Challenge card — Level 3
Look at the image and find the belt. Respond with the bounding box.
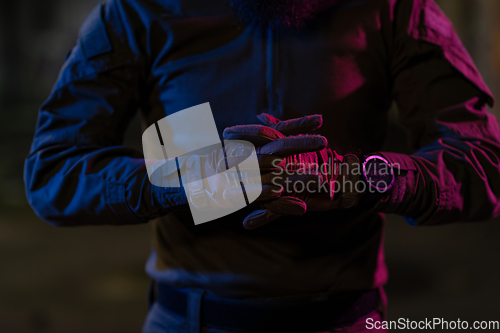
[156,283,379,332]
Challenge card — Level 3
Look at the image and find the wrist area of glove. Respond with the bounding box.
[151,183,188,216]
[368,152,418,215]
[147,163,189,217]
[281,148,337,179]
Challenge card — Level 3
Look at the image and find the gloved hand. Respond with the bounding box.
[224,114,365,229]
[178,139,325,212]
[223,115,331,219]
[149,114,330,223]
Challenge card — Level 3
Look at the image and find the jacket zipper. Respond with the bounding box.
[266,25,282,118]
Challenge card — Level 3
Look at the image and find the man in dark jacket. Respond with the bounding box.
[24,0,500,332]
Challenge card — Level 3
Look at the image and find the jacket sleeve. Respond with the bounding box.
[376,0,500,225]
[24,1,187,227]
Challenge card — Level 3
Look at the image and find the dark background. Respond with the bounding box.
[1,0,500,332]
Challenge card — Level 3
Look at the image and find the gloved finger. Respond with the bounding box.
[253,184,283,201]
[303,192,343,212]
[224,149,323,171]
[279,152,320,173]
[260,196,307,215]
[256,135,327,156]
[258,151,322,171]
[226,153,319,173]
[222,155,284,172]
[221,171,325,197]
[242,197,307,229]
[257,155,284,170]
[259,114,323,135]
[261,172,323,188]
[224,114,323,145]
[223,125,284,145]
[256,113,280,126]
[225,114,323,144]
[243,209,283,230]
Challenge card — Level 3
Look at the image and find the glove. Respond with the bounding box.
[180,140,325,212]
[224,114,365,229]
[224,114,331,222]
[148,141,261,212]
[150,114,329,225]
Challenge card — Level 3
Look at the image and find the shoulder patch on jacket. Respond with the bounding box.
[79,2,113,59]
